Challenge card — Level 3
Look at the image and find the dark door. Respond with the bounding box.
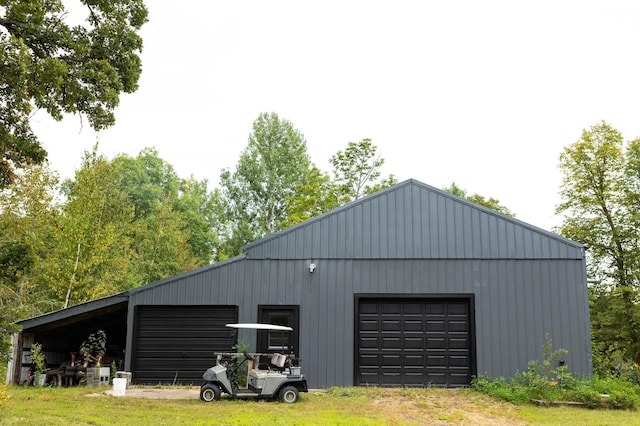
[356,297,473,387]
[132,305,237,384]
[257,305,299,355]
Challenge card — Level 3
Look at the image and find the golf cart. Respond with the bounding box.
[200,323,308,403]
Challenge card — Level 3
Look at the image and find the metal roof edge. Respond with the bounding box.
[128,253,248,295]
[243,178,583,252]
[243,179,415,251]
[412,179,584,250]
[16,292,129,329]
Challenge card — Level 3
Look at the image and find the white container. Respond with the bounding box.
[112,378,127,396]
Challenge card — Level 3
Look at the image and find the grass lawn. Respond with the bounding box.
[1,385,637,425]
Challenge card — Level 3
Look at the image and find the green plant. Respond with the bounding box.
[79,330,106,367]
[471,335,640,410]
[230,340,250,388]
[31,343,46,375]
[593,343,640,386]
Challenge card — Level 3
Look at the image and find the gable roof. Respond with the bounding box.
[244,179,583,260]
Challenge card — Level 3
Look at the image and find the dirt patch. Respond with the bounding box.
[92,386,200,399]
[366,389,526,426]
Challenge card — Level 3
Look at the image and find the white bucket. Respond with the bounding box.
[112,378,127,396]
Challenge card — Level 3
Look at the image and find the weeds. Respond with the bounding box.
[472,335,640,409]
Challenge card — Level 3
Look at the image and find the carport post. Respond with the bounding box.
[6,331,22,385]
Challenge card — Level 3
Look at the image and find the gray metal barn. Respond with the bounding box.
[10,179,592,388]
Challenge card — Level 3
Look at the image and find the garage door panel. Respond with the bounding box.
[382,304,402,315]
[403,320,424,332]
[360,337,380,348]
[448,321,468,332]
[133,305,237,384]
[403,337,424,349]
[425,303,446,315]
[359,371,380,384]
[359,354,380,366]
[426,354,446,366]
[403,354,425,366]
[381,372,401,386]
[448,304,468,315]
[403,304,423,315]
[449,356,469,368]
[382,354,401,366]
[382,337,401,348]
[403,372,425,386]
[426,320,445,332]
[382,320,401,331]
[360,320,378,331]
[427,337,446,349]
[449,338,469,350]
[357,298,472,388]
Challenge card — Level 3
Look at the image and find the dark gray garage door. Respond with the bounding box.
[132,305,237,384]
[357,297,473,387]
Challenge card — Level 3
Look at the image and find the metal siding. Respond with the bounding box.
[243,180,583,261]
[361,202,371,258]
[122,181,590,388]
[379,192,390,258]
[126,255,590,388]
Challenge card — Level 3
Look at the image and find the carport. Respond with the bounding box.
[8,294,128,385]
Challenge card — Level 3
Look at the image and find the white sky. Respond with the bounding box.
[31,0,640,232]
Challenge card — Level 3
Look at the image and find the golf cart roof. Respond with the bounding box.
[225,323,293,331]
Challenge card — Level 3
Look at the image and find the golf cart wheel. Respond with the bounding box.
[279,385,299,403]
[200,383,221,402]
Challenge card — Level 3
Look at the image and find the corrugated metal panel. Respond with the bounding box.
[127,256,590,389]
[244,179,583,260]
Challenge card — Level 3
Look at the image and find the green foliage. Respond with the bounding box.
[556,121,640,365]
[31,342,46,374]
[330,138,396,202]
[283,166,341,227]
[1,146,219,319]
[284,139,397,229]
[218,112,314,257]
[444,182,515,217]
[472,335,640,409]
[230,340,250,388]
[79,330,106,366]
[593,342,640,386]
[0,0,148,188]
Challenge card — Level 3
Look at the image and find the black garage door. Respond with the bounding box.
[132,305,238,384]
[356,297,473,387]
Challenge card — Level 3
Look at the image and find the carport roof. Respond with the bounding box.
[17,292,129,332]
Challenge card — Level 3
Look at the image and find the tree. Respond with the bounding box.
[330,138,397,202]
[557,121,637,288]
[0,163,61,367]
[556,121,640,364]
[49,148,137,305]
[0,0,148,187]
[283,166,341,228]
[443,182,515,217]
[219,112,314,257]
[0,163,61,316]
[111,148,218,266]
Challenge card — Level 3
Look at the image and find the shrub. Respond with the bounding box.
[471,335,640,410]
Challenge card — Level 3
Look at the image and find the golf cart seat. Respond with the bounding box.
[271,353,286,369]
